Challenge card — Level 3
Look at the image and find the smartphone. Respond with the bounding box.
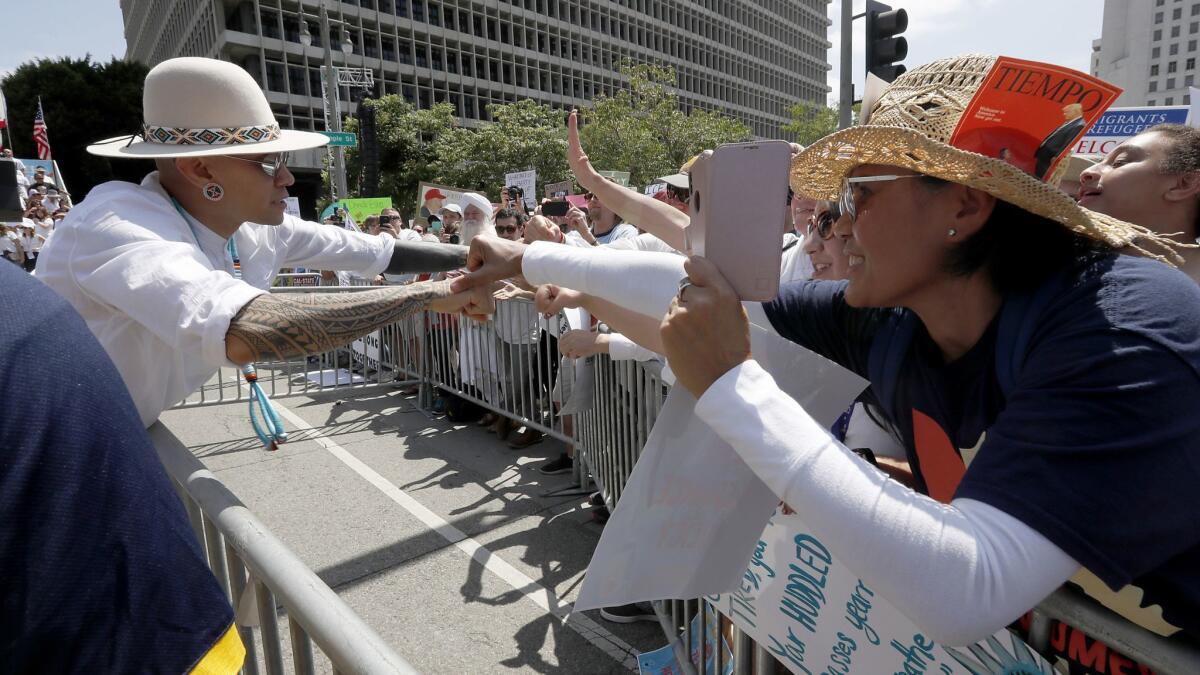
[542,201,571,218]
[685,141,792,301]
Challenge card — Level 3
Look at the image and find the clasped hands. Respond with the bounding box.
[450,236,751,397]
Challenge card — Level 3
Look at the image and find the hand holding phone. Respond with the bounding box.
[684,140,792,301]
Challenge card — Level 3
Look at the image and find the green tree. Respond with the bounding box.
[783,102,839,146]
[1,57,151,197]
[783,102,861,146]
[430,99,570,201]
[579,62,752,187]
[344,96,459,214]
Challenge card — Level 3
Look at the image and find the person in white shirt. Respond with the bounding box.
[35,57,487,427]
[0,224,22,266]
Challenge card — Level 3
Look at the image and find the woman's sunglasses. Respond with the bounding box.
[806,202,841,240]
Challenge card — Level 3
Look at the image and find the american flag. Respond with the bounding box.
[33,97,51,160]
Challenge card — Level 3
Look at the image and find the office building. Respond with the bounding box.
[120,1,831,164]
[1092,0,1199,106]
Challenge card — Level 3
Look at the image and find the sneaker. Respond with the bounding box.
[588,491,605,507]
[538,453,573,475]
[599,602,657,624]
[431,397,446,414]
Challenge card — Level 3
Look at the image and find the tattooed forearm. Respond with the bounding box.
[226,279,453,363]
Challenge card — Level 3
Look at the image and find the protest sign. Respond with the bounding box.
[351,330,384,373]
[283,196,301,219]
[950,56,1121,180]
[645,183,666,197]
[574,310,867,612]
[709,510,1054,675]
[544,180,573,199]
[1072,105,1189,155]
[19,158,60,188]
[340,197,392,226]
[505,169,537,210]
[597,170,631,187]
[416,182,471,227]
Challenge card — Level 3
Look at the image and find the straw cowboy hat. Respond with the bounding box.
[87,57,329,159]
[791,54,1182,262]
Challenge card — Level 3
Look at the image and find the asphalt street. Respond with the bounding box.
[160,381,667,674]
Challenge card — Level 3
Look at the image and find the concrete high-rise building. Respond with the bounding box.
[1092,0,1199,107]
[119,0,831,196]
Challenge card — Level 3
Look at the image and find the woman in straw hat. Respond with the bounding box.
[36,57,490,427]
[456,55,1200,655]
[1079,123,1200,282]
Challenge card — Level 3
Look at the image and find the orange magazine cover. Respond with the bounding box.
[950,57,1122,180]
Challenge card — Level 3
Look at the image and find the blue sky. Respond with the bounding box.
[1,0,1105,106]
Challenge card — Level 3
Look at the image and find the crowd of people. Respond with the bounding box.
[6,52,1200,674]
[1,150,71,271]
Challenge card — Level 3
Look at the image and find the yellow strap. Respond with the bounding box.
[188,623,246,675]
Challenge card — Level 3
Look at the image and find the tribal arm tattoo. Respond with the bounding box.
[226,279,453,363]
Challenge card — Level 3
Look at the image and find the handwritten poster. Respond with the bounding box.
[710,511,1055,675]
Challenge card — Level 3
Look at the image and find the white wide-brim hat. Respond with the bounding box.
[88,57,329,159]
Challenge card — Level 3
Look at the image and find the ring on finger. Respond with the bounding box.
[677,275,693,301]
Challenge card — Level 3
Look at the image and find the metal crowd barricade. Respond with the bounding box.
[165,286,1200,674]
[148,423,418,675]
[567,344,1200,675]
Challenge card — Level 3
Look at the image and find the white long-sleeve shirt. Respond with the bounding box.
[36,172,395,426]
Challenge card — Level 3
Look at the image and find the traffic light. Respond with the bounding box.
[865,1,908,82]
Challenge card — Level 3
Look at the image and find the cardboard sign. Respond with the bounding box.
[950,57,1121,180]
[505,170,537,210]
[597,170,631,187]
[416,182,472,227]
[710,511,1054,675]
[544,180,574,199]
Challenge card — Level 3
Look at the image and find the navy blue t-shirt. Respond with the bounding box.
[763,253,1200,637]
[0,263,237,672]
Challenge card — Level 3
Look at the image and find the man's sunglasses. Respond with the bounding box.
[227,152,290,177]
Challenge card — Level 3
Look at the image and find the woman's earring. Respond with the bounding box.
[948,228,958,237]
[202,182,225,202]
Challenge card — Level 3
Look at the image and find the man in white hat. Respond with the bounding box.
[36,57,487,426]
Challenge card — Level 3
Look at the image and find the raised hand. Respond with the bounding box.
[567,110,603,191]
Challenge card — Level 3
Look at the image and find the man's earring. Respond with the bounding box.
[948,228,958,237]
[203,182,224,201]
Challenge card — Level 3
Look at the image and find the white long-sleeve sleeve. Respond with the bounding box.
[694,359,1080,646]
[522,241,686,319]
[606,333,662,363]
